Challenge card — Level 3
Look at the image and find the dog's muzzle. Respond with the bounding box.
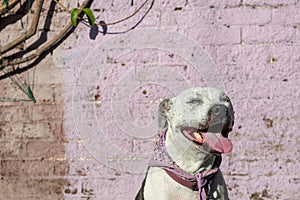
[208,104,233,136]
[180,104,233,154]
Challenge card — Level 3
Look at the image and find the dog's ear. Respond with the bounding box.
[158,99,172,130]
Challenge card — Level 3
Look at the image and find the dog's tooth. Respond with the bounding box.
[194,132,202,139]
[194,132,205,143]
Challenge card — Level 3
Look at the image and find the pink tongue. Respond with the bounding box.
[202,132,233,154]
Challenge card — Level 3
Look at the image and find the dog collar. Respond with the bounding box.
[149,129,221,200]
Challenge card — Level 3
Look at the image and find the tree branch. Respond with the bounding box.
[95,0,149,26]
[0,0,92,69]
[53,0,71,13]
[0,0,44,55]
[0,0,20,15]
[1,0,150,70]
[54,0,150,27]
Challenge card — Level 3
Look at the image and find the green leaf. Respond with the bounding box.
[71,8,80,27]
[83,8,95,26]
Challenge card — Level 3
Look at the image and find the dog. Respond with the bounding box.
[135,87,235,200]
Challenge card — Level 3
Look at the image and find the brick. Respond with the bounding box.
[193,25,241,45]
[138,10,161,28]
[27,104,64,122]
[129,102,156,126]
[0,105,30,122]
[0,141,25,158]
[31,84,54,103]
[76,126,133,155]
[0,177,24,196]
[271,118,299,136]
[44,12,70,31]
[235,98,299,120]
[242,25,296,43]
[129,49,161,64]
[154,0,190,10]
[0,122,23,139]
[130,83,171,103]
[0,30,23,50]
[100,0,139,12]
[107,9,161,28]
[216,7,272,25]
[64,196,81,200]
[52,84,65,102]
[0,79,29,101]
[187,0,241,8]
[272,5,300,25]
[50,122,66,140]
[53,159,69,176]
[72,84,99,102]
[24,178,69,196]
[0,121,60,140]
[134,65,186,82]
[67,158,108,178]
[22,159,54,177]
[216,44,271,67]
[243,0,297,6]
[244,63,300,82]
[79,175,143,199]
[26,140,65,158]
[0,160,23,177]
[22,122,52,139]
[5,195,66,200]
[132,138,157,154]
[34,67,63,84]
[160,9,215,28]
[270,44,300,63]
[71,102,97,122]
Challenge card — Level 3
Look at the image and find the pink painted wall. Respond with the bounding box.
[1,0,299,199]
[51,0,300,199]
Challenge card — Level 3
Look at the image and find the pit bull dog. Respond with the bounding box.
[135,87,235,200]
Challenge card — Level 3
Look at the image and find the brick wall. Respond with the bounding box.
[0,0,299,199]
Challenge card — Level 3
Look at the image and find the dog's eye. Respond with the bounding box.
[223,96,231,103]
[187,99,202,105]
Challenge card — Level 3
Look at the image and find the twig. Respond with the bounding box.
[0,0,92,69]
[53,0,71,13]
[0,0,44,55]
[0,0,20,15]
[81,0,154,35]
[0,0,149,68]
[54,0,150,26]
[96,0,149,26]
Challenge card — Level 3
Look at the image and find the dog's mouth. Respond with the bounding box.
[180,127,205,143]
[180,126,233,154]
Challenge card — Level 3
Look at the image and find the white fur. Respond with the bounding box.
[137,87,234,200]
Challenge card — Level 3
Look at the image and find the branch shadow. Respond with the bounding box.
[0,0,154,80]
[0,25,76,81]
[101,0,155,35]
[0,0,36,30]
[3,0,56,61]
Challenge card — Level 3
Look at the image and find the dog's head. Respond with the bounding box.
[158,87,234,154]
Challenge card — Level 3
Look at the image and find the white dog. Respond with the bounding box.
[136,87,234,200]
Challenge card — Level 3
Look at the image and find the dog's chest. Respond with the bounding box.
[144,167,199,200]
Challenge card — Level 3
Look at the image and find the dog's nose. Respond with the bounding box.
[210,104,228,118]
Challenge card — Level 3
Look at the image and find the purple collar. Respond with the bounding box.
[149,129,220,200]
